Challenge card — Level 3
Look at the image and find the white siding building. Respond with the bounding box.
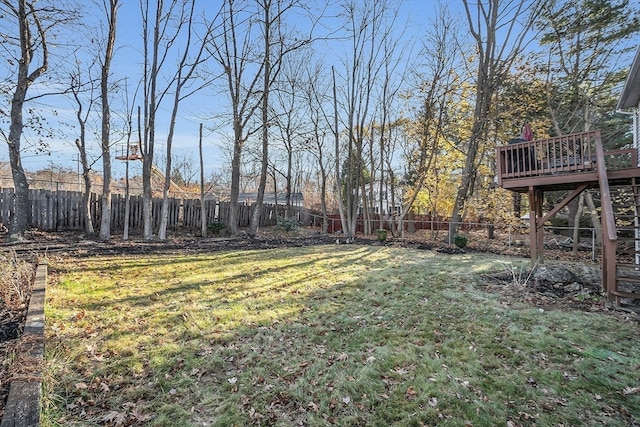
[617,45,640,164]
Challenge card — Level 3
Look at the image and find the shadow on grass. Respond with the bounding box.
[43,245,640,427]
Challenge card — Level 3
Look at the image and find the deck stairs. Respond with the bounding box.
[609,179,640,306]
[497,129,640,307]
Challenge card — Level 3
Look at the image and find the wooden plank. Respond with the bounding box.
[1,263,47,427]
[0,188,13,224]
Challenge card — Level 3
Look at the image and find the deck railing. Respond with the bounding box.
[496,130,638,183]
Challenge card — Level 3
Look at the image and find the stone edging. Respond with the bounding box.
[1,263,47,427]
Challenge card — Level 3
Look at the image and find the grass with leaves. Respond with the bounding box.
[43,245,640,426]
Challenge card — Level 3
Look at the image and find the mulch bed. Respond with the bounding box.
[0,276,32,420]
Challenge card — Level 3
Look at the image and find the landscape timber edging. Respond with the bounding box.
[1,263,47,427]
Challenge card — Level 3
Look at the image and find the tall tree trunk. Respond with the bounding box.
[584,190,602,246]
[99,0,118,240]
[123,143,131,241]
[250,1,272,236]
[199,123,207,237]
[74,139,95,236]
[228,121,242,235]
[331,66,348,237]
[5,0,48,242]
[142,0,163,240]
[449,0,537,242]
[158,83,181,240]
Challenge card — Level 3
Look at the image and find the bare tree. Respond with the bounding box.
[332,0,399,239]
[157,0,214,241]
[207,0,266,235]
[448,0,542,242]
[372,20,409,234]
[69,59,99,236]
[248,0,313,235]
[270,51,311,219]
[0,0,74,241]
[140,0,192,240]
[98,0,119,240]
[303,63,334,233]
[199,123,207,236]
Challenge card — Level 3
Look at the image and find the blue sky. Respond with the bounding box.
[2,0,638,183]
[0,0,444,181]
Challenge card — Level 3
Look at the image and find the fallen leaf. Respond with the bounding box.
[102,410,127,426]
[518,411,536,420]
[337,353,348,361]
[249,407,263,420]
[623,386,640,395]
[405,386,418,400]
[131,407,153,422]
[75,382,88,390]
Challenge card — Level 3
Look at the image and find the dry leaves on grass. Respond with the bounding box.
[100,402,153,426]
[623,386,640,395]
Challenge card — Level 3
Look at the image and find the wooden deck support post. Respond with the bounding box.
[528,187,545,265]
[496,130,640,306]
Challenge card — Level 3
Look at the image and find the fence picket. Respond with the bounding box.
[0,187,309,234]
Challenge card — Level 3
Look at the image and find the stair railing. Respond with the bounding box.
[594,130,618,301]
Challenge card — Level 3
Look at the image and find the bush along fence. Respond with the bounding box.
[0,187,309,234]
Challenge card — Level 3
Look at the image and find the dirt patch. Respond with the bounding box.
[478,268,639,322]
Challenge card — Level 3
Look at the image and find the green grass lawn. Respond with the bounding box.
[43,245,640,426]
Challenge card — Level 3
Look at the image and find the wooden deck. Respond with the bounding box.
[497,131,640,191]
[496,130,640,306]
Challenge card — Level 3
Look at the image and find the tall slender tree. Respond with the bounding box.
[98,0,119,240]
[158,0,214,240]
[208,0,264,235]
[248,0,313,235]
[69,60,99,237]
[333,0,399,239]
[448,0,542,242]
[0,0,74,241]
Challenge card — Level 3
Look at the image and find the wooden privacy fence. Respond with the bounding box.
[309,213,490,235]
[0,188,308,233]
